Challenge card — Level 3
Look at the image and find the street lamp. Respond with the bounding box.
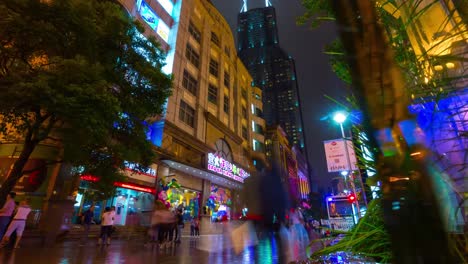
[332,111,362,221]
[333,111,348,138]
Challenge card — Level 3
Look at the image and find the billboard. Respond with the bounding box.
[323,139,358,172]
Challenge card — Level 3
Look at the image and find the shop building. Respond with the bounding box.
[265,126,310,204]
[77,0,266,224]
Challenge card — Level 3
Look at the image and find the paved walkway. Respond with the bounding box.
[0,235,284,264]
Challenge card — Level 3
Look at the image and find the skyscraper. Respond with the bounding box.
[237,5,306,152]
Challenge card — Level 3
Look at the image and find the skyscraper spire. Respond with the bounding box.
[240,0,247,12]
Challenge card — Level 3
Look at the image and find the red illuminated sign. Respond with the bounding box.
[80,174,100,182]
[114,182,155,194]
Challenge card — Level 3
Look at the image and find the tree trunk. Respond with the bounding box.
[0,139,38,205]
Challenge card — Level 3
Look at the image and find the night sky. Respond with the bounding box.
[211,0,348,191]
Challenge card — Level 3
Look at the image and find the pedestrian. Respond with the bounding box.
[107,206,116,245]
[155,205,175,249]
[0,198,31,249]
[288,205,310,261]
[0,192,16,239]
[98,207,113,246]
[194,218,200,236]
[175,209,183,243]
[190,218,195,237]
[79,205,95,246]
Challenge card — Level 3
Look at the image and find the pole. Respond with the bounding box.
[341,124,361,218]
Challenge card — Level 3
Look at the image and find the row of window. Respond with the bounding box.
[189,21,230,57]
[179,102,251,142]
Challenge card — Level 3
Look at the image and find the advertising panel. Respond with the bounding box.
[323,139,358,172]
[207,153,250,183]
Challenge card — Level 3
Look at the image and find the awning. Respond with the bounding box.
[161,160,243,190]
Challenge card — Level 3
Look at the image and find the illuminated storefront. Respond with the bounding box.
[74,163,157,225]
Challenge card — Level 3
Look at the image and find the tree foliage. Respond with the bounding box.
[0,0,172,202]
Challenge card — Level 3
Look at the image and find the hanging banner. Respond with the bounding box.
[323,139,358,172]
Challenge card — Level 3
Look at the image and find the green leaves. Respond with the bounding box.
[0,0,172,199]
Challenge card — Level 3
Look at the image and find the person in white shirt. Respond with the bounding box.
[0,192,17,239]
[0,198,31,249]
[98,207,113,246]
[107,206,116,245]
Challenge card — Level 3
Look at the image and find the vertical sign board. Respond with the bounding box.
[323,139,358,172]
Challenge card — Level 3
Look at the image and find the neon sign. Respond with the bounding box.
[80,174,99,182]
[207,153,250,183]
[123,161,157,177]
[114,182,155,194]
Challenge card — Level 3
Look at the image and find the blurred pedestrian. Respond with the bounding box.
[79,204,95,246]
[175,209,183,243]
[288,205,310,261]
[0,198,31,249]
[194,218,200,236]
[152,201,175,248]
[107,206,116,245]
[190,218,195,236]
[98,207,113,246]
[0,192,16,239]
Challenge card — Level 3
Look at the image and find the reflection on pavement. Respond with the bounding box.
[0,235,284,264]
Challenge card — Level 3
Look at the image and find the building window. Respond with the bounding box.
[224,46,230,57]
[185,44,200,68]
[209,59,219,77]
[242,126,248,140]
[208,84,218,105]
[188,21,201,43]
[241,88,247,99]
[224,72,230,88]
[211,32,220,47]
[179,100,195,127]
[252,139,264,152]
[182,70,198,95]
[241,106,247,119]
[223,96,229,114]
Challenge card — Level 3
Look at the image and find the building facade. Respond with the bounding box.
[237,6,307,153]
[265,126,310,203]
[75,0,266,225]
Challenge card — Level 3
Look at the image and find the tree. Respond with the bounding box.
[0,0,172,203]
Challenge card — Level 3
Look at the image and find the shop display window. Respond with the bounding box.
[110,188,154,225]
[206,184,232,222]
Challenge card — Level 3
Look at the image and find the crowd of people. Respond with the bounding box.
[146,200,200,249]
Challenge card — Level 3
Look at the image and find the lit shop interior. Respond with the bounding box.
[74,180,155,226]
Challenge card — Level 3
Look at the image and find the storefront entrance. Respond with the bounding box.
[110,187,154,226]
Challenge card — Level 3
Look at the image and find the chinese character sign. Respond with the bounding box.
[207,153,250,182]
[323,139,358,172]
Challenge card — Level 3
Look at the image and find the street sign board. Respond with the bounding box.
[323,139,358,172]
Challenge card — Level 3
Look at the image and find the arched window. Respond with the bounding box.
[214,139,233,162]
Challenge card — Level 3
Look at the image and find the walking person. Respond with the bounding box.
[288,205,310,261]
[0,198,31,249]
[194,218,200,236]
[0,192,16,239]
[107,206,116,245]
[190,218,195,237]
[98,207,113,246]
[175,209,183,243]
[79,205,95,246]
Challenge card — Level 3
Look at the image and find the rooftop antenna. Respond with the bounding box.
[240,0,247,12]
[265,0,272,7]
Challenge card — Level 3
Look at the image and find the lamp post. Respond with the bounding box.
[332,112,362,220]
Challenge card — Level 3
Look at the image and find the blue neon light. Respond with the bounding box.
[139,1,159,30]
